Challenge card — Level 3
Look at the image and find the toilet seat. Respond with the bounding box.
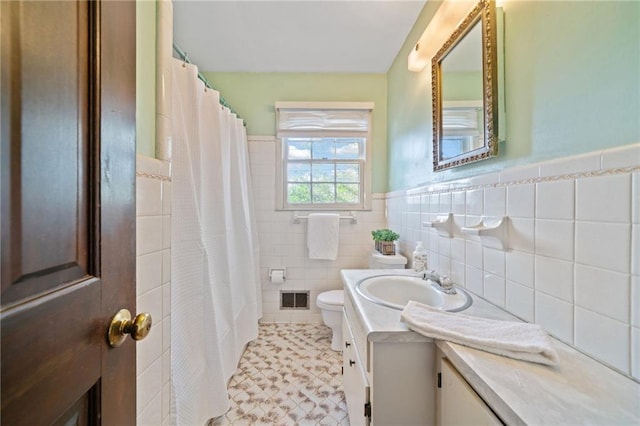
[316,290,343,312]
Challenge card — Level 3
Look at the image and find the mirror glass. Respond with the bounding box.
[440,21,483,160]
[432,0,498,171]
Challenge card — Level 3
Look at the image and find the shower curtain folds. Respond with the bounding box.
[171,59,261,425]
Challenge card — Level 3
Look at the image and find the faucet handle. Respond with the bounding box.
[440,275,457,294]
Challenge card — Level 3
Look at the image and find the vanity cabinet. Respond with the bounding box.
[436,352,502,425]
[343,294,436,425]
[342,312,369,426]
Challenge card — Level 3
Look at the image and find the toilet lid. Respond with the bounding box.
[317,290,343,306]
[371,250,407,265]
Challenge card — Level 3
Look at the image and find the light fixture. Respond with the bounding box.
[407,0,479,72]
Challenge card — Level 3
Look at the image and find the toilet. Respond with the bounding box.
[317,251,407,351]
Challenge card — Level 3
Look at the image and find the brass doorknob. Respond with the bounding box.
[108,309,152,348]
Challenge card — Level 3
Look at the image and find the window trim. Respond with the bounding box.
[275,102,373,211]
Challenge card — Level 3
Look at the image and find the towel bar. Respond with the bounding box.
[291,211,357,224]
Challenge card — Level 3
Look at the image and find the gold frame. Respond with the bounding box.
[432,0,498,171]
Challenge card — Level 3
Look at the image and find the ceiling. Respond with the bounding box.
[172,0,427,73]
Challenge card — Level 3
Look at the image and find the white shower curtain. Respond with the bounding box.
[171,59,261,425]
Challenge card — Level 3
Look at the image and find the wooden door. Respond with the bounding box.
[1,1,137,424]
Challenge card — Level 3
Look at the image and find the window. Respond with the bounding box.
[275,102,373,210]
[441,100,485,160]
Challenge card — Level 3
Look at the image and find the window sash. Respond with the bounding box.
[285,159,363,183]
[275,102,373,211]
[284,158,364,207]
[284,137,365,161]
[286,183,361,206]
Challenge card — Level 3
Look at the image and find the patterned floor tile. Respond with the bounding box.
[211,323,350,425]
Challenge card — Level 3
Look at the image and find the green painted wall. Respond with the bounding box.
[387,0,640,191]
[202,72,388,193]
[443,71,483,101]
[136,0,157,157]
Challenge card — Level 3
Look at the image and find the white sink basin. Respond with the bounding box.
[355,275,472,312]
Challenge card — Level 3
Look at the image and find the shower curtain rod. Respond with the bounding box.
[173,43,245,124]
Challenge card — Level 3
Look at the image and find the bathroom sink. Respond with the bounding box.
[355,275,472,312]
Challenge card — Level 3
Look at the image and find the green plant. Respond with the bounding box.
[371,229,400,242]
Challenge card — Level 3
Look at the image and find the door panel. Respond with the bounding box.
[52,385,100,426]
[1,0,91,307]
[1,283,101,425]
[1,1,137,424]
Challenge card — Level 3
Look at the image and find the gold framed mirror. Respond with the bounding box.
[432,0,498,171]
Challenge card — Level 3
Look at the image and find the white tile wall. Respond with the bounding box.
[632,170,640,378]
[385,143,640,379]
[248,137,387,323]
[601,143,640,169]
[505,250,534,288]
[507,183,534,218]
[508,217,535,253]
[632,172,640,219]
[483,247,505,277]
[465,265,483,295]
[506,280,534,322]
[574,264,629,323]
[136,155,172,426]
[536,180,574,220]
[535,219,574,261]
[466,189,484,215]
[499,163,539,182]
[245,139,639,379]
[451,237,465,262]
[483,274,506,308]
[534,255,573,302]
[632,224,640,276]
[575,307,630,373]
[632,327,640,378]
[484,186,506,217]
[535,292,574,344]
[465,240,483,269]
[576,174,631,223]
[575,222,630,273]
[538,151,601,177]
[632,275,640,330]
[451,190,466,215]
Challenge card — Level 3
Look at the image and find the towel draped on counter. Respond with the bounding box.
[401,300,559,366]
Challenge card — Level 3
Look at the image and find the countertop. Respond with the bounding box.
[341,269,640,425]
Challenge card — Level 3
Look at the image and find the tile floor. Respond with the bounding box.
[212,323,351,425]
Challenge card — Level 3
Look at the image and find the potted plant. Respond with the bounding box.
[371,229,400,255]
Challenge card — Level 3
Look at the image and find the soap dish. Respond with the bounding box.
[423,213,454,238]
[461,216,509,250]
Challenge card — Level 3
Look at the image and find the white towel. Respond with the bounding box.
[401,301,559,366]
[307,213,340,260]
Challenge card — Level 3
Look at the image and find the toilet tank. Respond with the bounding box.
[369,251,407,269]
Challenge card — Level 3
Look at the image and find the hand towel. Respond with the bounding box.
[401,301,559,366]
[307,213,340,260]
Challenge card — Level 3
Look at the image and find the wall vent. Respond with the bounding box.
[280,291,309,310]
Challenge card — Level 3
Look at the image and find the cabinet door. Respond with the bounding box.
[343,314,370,426]
[440,359,502,425]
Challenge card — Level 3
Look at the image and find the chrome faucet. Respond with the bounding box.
[423,271,457,295]
[422,269,440,283]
